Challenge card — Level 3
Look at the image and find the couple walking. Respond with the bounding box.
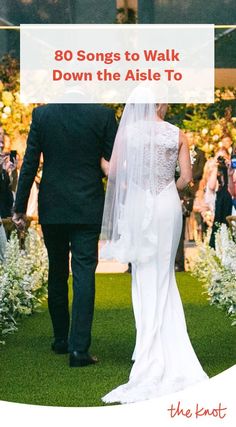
[13,89,208,404]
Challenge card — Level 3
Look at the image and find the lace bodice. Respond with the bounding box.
[127,121,179,195]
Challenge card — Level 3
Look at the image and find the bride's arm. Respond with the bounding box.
[176,130,192,191]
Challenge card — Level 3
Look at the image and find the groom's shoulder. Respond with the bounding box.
[31,104,50,120]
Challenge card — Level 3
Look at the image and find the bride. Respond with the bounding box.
[100,87,208,404]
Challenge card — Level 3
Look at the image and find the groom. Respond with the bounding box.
[13,103,117,367]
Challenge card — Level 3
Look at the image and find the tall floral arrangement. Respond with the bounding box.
[0,229,48,344]
[0,55,35,155]
[192,225,236,325]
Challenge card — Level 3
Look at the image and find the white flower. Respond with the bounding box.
[1,113,8,119]
[212,134,219,141]
[191,224,236,326]
[190,146,197,165]
[0,229,48,344]
[202,128,208,136]
[3,106,11,114]
[0,102,4,109]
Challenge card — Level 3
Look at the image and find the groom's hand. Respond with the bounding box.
[101,157,110,176]
[12,213,27,231]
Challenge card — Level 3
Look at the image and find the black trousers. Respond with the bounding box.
[42,224,100,355]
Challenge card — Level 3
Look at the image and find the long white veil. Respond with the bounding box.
[100,87,166,263]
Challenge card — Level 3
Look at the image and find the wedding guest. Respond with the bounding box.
[175,133,206,271]
[208,151,232,248]
[0,154,14,219]
[203,157,217,216]
[186,133,206,241]
[229,157,236,215]
[9,158,19,196]
[197,148,229,230]
[188,133,207,197]
[228,145,236,215]
[193,179,211,239]
[0,126,18,197]
[229,172,236,215]
[0,126,4,153]
[194,157,217,232]
[175,185,193,272]
[221,135,232,152]
[0,215,7,262]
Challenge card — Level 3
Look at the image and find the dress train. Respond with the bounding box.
[102,182,208,404]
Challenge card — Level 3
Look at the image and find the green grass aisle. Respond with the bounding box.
[0,273,235,407]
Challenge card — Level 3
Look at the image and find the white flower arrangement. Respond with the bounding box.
[175,145,197,175]
[189,145,197,165]
[0,229,48,344]
[191,225,236,325]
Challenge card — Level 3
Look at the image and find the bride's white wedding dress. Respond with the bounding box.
[101,120,208,404]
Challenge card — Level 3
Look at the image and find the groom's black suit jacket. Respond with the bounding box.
[14,104,117,224]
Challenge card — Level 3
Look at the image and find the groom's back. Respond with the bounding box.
[16,103,117,224]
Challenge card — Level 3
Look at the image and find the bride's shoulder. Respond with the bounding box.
[161,121,180,136]
[163,121,179,130]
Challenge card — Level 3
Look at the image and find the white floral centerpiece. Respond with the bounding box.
[191,224,236,325]
[0,229,48,344]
